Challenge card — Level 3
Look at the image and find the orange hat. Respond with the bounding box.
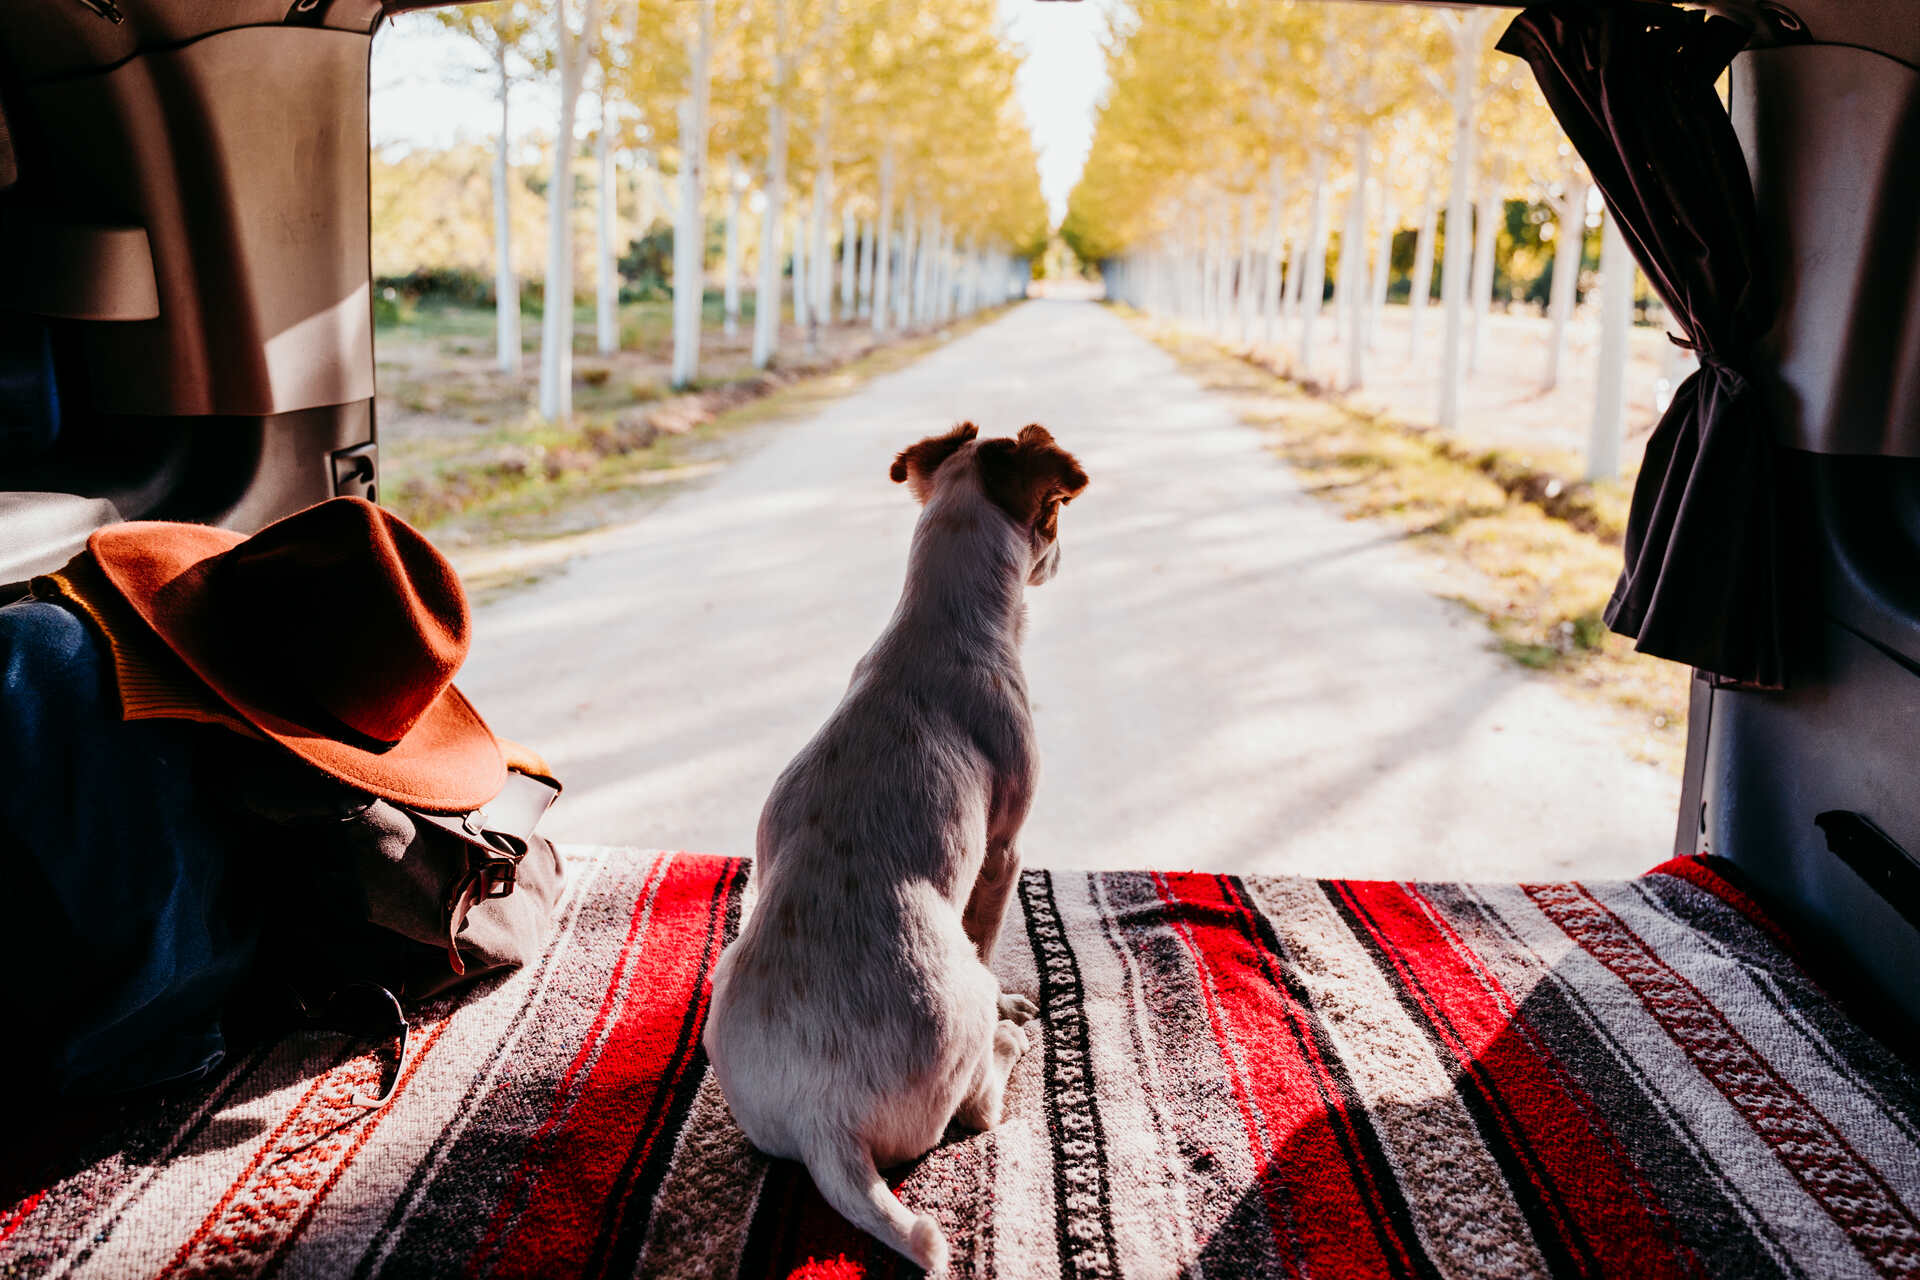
[87,497,506,812]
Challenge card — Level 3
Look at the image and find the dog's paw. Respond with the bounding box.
[998,992,1040,1024]
[994,1018,1031,1057]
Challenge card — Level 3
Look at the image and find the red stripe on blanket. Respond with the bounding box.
[0,1193,41,1246]
[1530,883,1920,1280]
[466,854,737,1280]
[1333,881,1700,1280]
[1154,871,1427,1280]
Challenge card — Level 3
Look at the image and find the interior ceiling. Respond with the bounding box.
[1264,0,1918,64]
[4,0,1916,83]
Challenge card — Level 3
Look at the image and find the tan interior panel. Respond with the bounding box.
[21,26,375,416]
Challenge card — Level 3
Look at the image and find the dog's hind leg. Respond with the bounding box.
[952,1018,1028,1131]
[962,841,1022,965]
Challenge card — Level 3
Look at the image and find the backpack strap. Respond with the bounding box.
[405,770,560,975]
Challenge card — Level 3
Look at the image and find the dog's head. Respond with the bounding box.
[890,422,1089,586]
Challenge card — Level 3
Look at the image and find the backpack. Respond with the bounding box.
[214,737,563,1102]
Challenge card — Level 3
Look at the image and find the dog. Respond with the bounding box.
[703,422,1088,1271]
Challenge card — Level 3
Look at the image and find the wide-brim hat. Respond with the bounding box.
[89,497,505,812]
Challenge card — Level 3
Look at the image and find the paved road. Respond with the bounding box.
[462,300,1679,879]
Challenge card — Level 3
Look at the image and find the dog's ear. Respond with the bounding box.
[890,422,980,502]
[977,424,1089,539]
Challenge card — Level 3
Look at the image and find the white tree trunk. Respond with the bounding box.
[1342,136,1370,390]
[864,213,879,316]
[1543,179,1588,391]
[1367,187,1395,353]
[751,10,787,370]
[1407,173,1438,361]
[670,0,713,388]
[923,210,942,326]
[595,84,618,355]
[492,41,520,374]
[722,159,743,338]
[1237,192,1257,344]
[864,214,879,314]
[1588,207,1634,481]
[1260,157,1286,347]
[1213,200,1234,337]
[839,206,856,319]
[1466,168,1499,377]
[1437,13,1490,431]
[908,206,928,325]
[792,206,810,332]
[1296,149,1331,374]
[808,174,830,336]
[897,197,917,326]
[871,147,894,333]
[538,0,602,421]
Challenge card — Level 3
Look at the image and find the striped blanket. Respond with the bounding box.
[5,849,1917,1279]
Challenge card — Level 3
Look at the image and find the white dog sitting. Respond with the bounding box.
[703,422,1088,1271]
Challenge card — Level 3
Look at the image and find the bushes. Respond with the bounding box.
[618,224,674,301]
[375,266,496,309]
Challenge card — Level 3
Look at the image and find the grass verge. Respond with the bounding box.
[1125,308,1687,773]
[384,304,1015,548]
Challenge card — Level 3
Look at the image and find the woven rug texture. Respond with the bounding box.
[4,848,1917,1279]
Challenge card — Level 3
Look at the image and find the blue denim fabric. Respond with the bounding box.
[0,601,257,1095]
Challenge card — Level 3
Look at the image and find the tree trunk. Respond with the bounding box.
[1406,172,1438,361]
[1213,199,1233,337]
[792,205,810,332]
[750,5,787,370]
[864,213,879,316]
[1437,13,1491,431]
[1237,191,1257,344]
[670,0,713,388]
[1542,179,1587,391]
[1260,156,1285,347]
[1466,166,1499,377]
[1367,186,1394,353]
[595,82,617,355]
[1588,206,1633,481]
[1342,134,1370,390]
[921,209,941,326]
[810,181,830,333]
[1296,148,1331,374]
[492,40,520,374]
[872,146,894,333]
[538,0,600,421]
[839,206,856,319]
[722,159,743,338]
[897,196,917,326]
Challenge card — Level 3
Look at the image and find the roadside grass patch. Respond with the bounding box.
[1131,311,1687,772]
[384,304,1016,546]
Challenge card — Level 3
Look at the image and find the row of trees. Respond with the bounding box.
[435,0,1047,419]
[1063,1,1649,481]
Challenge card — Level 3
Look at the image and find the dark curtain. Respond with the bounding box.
[1499,6,1785,688]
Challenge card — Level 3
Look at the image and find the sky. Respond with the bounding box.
[368,0,1115,224]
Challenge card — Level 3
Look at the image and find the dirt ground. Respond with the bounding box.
[1202,300,1696,480]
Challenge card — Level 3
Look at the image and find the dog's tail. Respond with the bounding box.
[803,1131,948,1273]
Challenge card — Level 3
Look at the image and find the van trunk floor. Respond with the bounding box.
[6,849,1918,1278]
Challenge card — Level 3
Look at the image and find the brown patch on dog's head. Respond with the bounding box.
[975,425,1089,542]
[890,421,979,502]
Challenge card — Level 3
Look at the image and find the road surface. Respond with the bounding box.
[461,300,1679,879]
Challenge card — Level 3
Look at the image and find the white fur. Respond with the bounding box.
[703,438,1064,1271]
